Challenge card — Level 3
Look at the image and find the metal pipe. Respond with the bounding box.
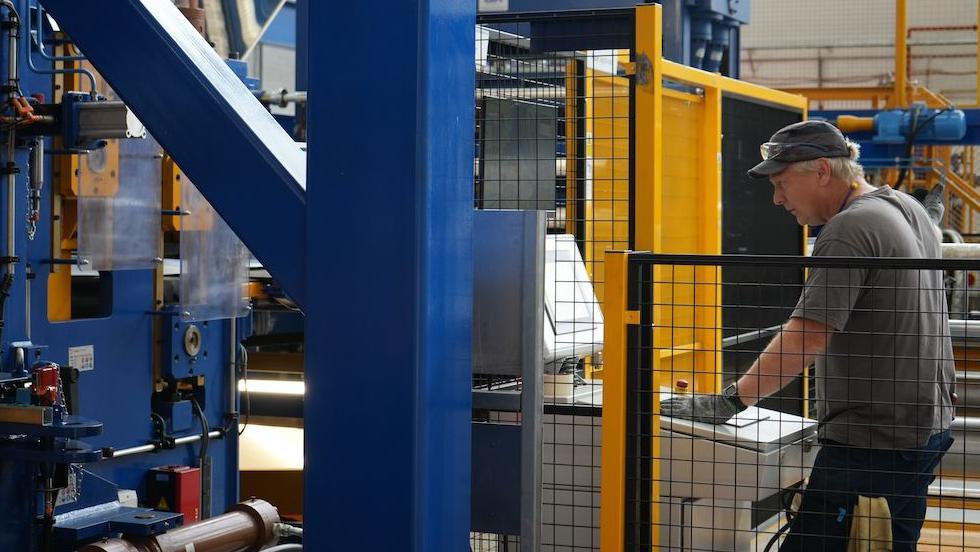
[475,87,565,100]
[229,317,238,421]
[31,6,85,62]
[28,137,42,240]
[895,0,908,106]
[2,2,18,291]
[745,37,980,49]
[908,25,977,36]
[104,443,155,459]
[104,430,222,459]
[259,90,307,107]
[24,11,97,96]
[77,498,280,552]
[942,242,980,257]
[6,130,14,278]
[173,429,221,446]
[949,416,980,431]
[721,325,782,349]
[3,0,18,98]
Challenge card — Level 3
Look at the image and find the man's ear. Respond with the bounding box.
[817,158,832,186]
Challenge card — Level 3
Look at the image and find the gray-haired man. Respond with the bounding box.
[662,120,955,550]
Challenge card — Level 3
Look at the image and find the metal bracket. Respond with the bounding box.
[633,53,653,86]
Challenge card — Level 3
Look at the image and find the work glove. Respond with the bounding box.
[922,183,945,226]
[660,393,746,424]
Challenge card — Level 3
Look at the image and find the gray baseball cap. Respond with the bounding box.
[747,120,852,179]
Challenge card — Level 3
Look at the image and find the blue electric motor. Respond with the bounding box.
[874,102,966,144]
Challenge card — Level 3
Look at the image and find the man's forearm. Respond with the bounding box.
[735,317,831,407]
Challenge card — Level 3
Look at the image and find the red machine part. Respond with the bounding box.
[77,498,280,552]
[148,466,202,523]
[32,363,60,406]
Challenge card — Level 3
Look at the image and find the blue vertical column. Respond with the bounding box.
[305,1,474,550]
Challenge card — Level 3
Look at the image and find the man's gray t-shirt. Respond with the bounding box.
[791,185,955,449]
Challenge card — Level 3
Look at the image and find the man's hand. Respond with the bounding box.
[660,394,746,424]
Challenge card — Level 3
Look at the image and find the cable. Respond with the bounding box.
[763,485,802,552]
[189,395,210,519]
[260,545,302,552]
[189,396,209,468]
[274,523,303,539]
[0,272,14,356]
[150,411,172,440]
[895,107,952,189]
[238,343,250,436]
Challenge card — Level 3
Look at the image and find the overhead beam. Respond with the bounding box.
[40,0,308,307]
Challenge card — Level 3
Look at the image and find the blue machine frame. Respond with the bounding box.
[0,1,250,550]
[10,0,477,549]
[478,0,750,77]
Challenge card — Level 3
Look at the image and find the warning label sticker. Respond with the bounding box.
[68,345,95,372]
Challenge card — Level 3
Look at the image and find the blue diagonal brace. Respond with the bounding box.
[40,0,308,308]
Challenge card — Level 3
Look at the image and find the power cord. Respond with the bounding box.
[238,343,250,437]
[895,106,953,189]
[189,396,209,469]
[763,484,803,552]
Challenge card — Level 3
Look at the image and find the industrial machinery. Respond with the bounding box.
[0,1,305,550]
[14,0,976,550]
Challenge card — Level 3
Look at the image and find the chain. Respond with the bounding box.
[55,370,66,424]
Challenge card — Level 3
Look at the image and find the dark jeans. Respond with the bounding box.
[780,430,953,552]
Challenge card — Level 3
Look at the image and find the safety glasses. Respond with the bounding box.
[760,142,790,161]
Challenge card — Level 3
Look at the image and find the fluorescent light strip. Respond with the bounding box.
[239,379,304,396]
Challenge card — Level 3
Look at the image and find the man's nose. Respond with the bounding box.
[773,189,784,205]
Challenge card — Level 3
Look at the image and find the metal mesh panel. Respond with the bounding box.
[473,12,632,550]
[614,252,977,551]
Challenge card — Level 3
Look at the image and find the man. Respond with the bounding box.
[661,120,955,551]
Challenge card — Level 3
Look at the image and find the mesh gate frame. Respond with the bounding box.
[601,251,980,551]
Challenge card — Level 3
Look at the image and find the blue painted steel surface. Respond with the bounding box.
[160,316,226,380]
[0,415,101,438]
[260,3,296,48]
[306,0,473,549]
[38,0,308,307]
[478,0,643,12]
[225,59,260,91]
[56,507,183,542]
[0,3,244,549]
[153,399,194,434]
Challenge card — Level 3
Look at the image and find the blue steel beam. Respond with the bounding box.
[39,0,308,307]
[306,0,473,550]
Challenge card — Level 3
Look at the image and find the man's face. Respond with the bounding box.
[769,165,825,226]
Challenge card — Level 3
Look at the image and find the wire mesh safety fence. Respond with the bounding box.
[606,252,980,551]
[472,11,633,550]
